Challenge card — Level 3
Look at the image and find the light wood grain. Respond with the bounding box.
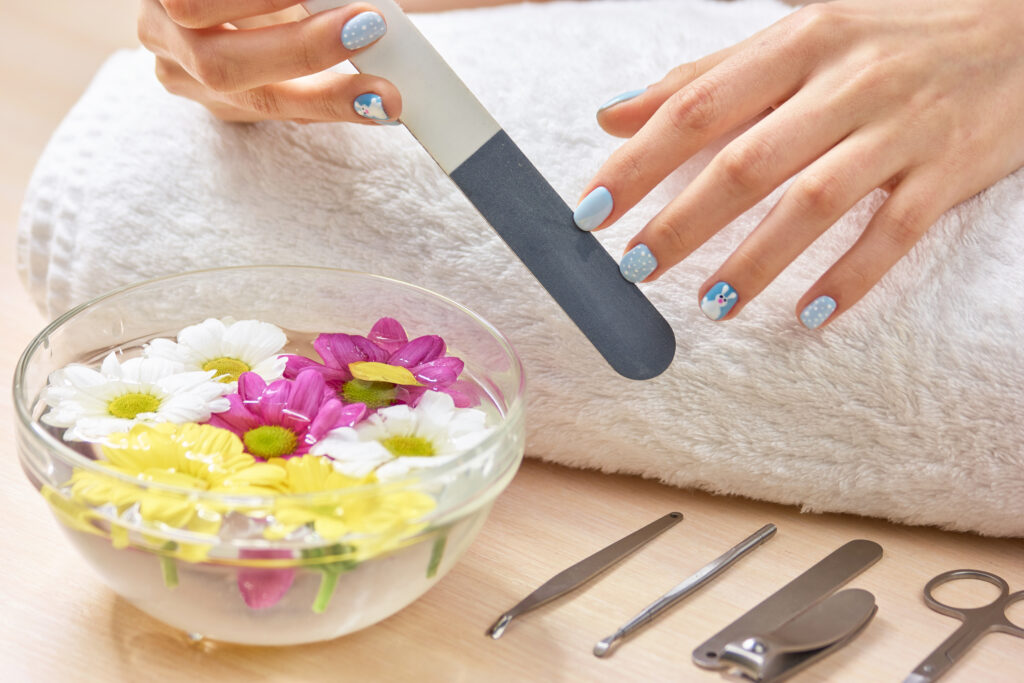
[1,3,1022,682]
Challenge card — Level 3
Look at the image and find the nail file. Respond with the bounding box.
[692,539,884,669]
[302,0,676,380]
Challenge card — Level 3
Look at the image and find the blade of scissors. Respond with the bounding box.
[903,620,991,683]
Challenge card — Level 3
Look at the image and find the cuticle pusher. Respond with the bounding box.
[594,523,778,658]
[486,512,684,639]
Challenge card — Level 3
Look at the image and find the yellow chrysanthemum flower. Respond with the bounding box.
[265,456,436,545]
[70,423,286,541]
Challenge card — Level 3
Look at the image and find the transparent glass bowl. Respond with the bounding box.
[14,266,525,645]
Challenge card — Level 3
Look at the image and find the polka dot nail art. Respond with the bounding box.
[620,244,657,283]
[800,296,837,329]
[341,12,386,51]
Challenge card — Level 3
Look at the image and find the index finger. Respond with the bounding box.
[573,7,829,232]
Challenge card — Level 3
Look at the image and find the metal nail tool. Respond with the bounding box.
[719,588,877,682]
[594,523,778,658]
[485,512,684,639]
[904,569,1024,683]
[693,539,883,681]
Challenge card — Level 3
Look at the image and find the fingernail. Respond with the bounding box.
[800,295,837,329]
[353,93,390,121]
[597,88,646,113]
[341,11,387,50]
[620,244,657,283]
[701,282,739,321]
[573,186,613,231]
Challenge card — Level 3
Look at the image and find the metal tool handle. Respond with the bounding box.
[302,0,499,172]
[594,524,777,657]
[692,539,883,669]
[487,512,683,638]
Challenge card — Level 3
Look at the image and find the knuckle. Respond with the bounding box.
[730,249,771,285]
[666,78,722,134]
[791,172,846,218]
[716,137,776,194]
[189,41,236,92]
[648,220,690,261]
[161,0,208,28]
[880,206,927,249]
[153,59,183,93]
[789,3,839,40]
[240,87,281,117]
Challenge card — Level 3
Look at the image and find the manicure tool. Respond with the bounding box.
[693,539,883,680]
[302,0,676,380]
[719,588,877,682]
[485,512,683,639]
[594,523,778,658]
[904,569,1024,683]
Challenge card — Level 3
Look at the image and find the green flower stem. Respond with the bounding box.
[160,549,179,589]
[426,530,449,579]
[312,570,340,614]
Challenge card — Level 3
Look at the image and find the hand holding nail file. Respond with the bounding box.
[302,0,675,380]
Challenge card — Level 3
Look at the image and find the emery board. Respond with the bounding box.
[302,0,676,380]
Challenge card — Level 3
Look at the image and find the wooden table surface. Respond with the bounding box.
[2,3,1022,681]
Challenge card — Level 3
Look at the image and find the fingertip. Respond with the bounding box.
[573,186,614,231]
[798,295,838,330]
[595,88,651,137]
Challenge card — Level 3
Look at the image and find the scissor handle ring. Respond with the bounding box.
[923,569,1010,618]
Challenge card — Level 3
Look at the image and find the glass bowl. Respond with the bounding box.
[14,266,525,645]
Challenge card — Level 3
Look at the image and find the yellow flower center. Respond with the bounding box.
[202,356,251,383]
[379,435,435,457]
[108,392,161,419]
[342,379,397,409]
[243,425,298,459]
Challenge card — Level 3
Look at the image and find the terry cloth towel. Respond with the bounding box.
[18,0,1024,536]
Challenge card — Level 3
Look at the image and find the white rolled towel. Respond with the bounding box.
[18,0,1024,535]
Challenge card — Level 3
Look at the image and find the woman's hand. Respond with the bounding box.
[575,0,1024,328]
[138,0,401,123]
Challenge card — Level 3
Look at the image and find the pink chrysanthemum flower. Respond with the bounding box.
[283,317,470,410]
[207,369,366,460]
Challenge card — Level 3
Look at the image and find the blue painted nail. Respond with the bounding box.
[800,296,837,329]
[341,11,386,50]
[701,282,739,321]
[597,88,647,113]
[574,186,613,231]
[353,93,390,121]
[620,244,657,283]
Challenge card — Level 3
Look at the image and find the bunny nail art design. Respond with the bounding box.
[701,282,738,321]
[353,93,390,121]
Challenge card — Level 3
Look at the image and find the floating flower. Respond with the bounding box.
[69,423,286,541]
[207,369,366,460]
[283,317,471,410]
[145,318,288,385]
[261,454,437,613]
[41,352,233,441]
[312,391,492,481]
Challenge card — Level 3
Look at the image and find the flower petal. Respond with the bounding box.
[368,317,408,354]
[237,549,297,610]
[388,336,445,368]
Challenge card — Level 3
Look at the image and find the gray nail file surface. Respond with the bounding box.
[692,539,884,669]
[302,0,676,380]
[449,132,675,379]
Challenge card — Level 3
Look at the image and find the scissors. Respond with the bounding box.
[904,569,1024,682]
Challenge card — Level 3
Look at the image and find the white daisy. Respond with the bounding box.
[312,391,493,482]
[41,352,232,442]
[144,318,288,385]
